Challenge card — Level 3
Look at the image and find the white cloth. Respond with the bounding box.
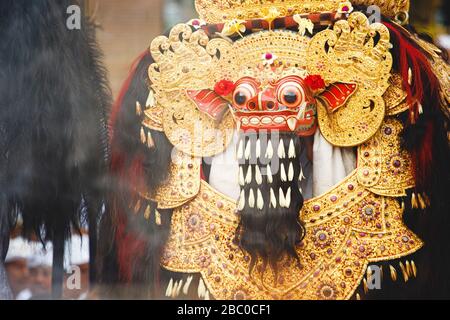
[312,130,356,197]
[206,132,240,201]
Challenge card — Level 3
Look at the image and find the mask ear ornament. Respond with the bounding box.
[186,89,231,122]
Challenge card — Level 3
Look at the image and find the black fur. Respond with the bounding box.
[0,0,111,298]
[235,132,305,273]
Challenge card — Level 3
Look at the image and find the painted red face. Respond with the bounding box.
[231,76,317,135]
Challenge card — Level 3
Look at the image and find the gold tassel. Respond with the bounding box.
[380,265,383,282]
[411,192,418,209]
[136,101,142,116]
[133,199,141,214]
[363,278,369,294]
[155,209,162,226]
[140,127,146,144]
[147,131,155,149]
[389,265,397,281]
[405,260,412,277]
[144,205,151,220]
[401,200,405,213]
[417,193,427,209]
[399,261,409,282]
[422,193,430,206]
[411,260,417,278]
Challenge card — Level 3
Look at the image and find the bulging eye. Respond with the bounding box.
[278,82,304,108]
[233,83,256,108]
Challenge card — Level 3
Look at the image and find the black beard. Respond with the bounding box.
[234,130,306,272]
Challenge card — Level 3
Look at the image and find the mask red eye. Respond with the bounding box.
[278,82,304,108]
[233,83,256,109]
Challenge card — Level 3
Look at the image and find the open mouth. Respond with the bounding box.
[234,108,317,134]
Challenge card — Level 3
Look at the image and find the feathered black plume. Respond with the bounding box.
[0,0,111,298]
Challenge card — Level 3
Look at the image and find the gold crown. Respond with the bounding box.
[195,0,410,23]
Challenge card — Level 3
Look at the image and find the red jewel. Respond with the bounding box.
[192,20,200,26]
[342,6,349,12]
[265,53,273,60]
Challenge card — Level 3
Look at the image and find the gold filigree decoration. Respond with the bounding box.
[161,173,422,300]
[357,118,414,197]
[142,104,164,131]
[140,150,202,209]
[194,0,409,24]
[149,24,235,157]
[307,13,392,146]
[384,73,409,116]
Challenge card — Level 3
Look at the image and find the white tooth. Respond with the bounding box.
[270,188,277,208]
[286,187,291,208]
[204,290,210,300]
[266,165,273,183]
[266,140,273,158]
[279,188,286,208]
[287,118,297,131]
[183,276,194,295]
[278,139,286,158]
[281,163,287,182]
[245,166,252,184]
[299,165,306,181]
[257,189,264,210]
[248,189,255,208]
[166,278,174,297]
[299,187,303,194]
[288,139,296,158]
[237,139,244,159]
[239,167,245,186]
[256,139,261,158]
[238,190,245,211]
[171,281,178,298]
[245,140,251,160]
[288,162,294,181]
[255,166,262,185]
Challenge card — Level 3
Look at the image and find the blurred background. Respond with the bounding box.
[5,0,449,300]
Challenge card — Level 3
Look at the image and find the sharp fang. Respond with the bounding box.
[281,163,287,182]
[248,189,255,208]
[256,139,261,158]
[237,139,244,159]
[270,188,277,208]
[238,190,245,211]
[255,166,263,185]
[297,102,307,119]
[266,140,273,158]
[204,290,210,300]
[278,139,286,158]
[279,188,286,208]
[239,167,245,186]
[171,280,178,298]
[257,189,264,210]
[288,162,294,181]
[166,278,174,297]
[245,140,251,160]
[245,166,252,184]
[287,118,297,131]
[267,165,273,183]
[299,187,303,193]
[288,139,295,158]
[286,187,291,208]
[299,165,306,181]
[183,276,194,295]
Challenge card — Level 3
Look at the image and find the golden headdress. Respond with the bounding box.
[195,0,410,23]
